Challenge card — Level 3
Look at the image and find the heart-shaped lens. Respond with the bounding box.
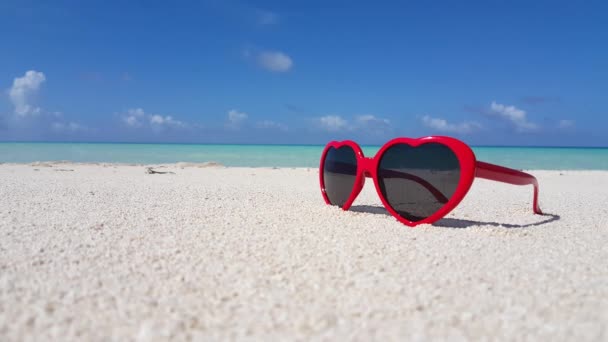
[322,146,358,207]
[377,143,461,222]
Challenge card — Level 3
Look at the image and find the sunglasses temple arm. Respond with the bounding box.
[475,161,542,215]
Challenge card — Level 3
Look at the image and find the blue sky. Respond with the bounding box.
[1,0,607,146]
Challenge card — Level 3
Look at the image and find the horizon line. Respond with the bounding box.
[1,140,607,149]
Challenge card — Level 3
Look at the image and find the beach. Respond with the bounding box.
[0,163,606,340]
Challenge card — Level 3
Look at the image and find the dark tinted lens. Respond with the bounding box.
[323,146,358,206]
[378,143,460,222]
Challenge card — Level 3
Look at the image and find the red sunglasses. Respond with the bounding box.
[319,136,542,227]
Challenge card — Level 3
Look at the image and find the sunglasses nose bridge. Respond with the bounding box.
[361,157,375,178]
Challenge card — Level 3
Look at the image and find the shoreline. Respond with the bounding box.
[2,144,608,170]
[2,161,608,173]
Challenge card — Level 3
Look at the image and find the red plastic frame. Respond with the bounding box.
[319,136,542,227]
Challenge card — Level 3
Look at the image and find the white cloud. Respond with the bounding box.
[5,71,87,135]
[257,51,293,72]
[51,121,87,132]
[122,108,145,127]
[318,115,348,132]
[421,115,481,134]
[149,115,164,125]
[355,115,390,126]
[256,120,288,131]
[558,119,575,129]
[122,108,188,130]
[8,70,46,116]
[314,114,391,134]
[149,114,185,127]
[129,108,144,117]
[228,109,248,125]
[488,101,538,132]
[256,10,278,25]
[124,115,140,127]
[354,115,392,134]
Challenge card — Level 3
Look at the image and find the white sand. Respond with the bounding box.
[0,164,606,341]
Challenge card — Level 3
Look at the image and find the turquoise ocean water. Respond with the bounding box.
[0,142,607,170]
